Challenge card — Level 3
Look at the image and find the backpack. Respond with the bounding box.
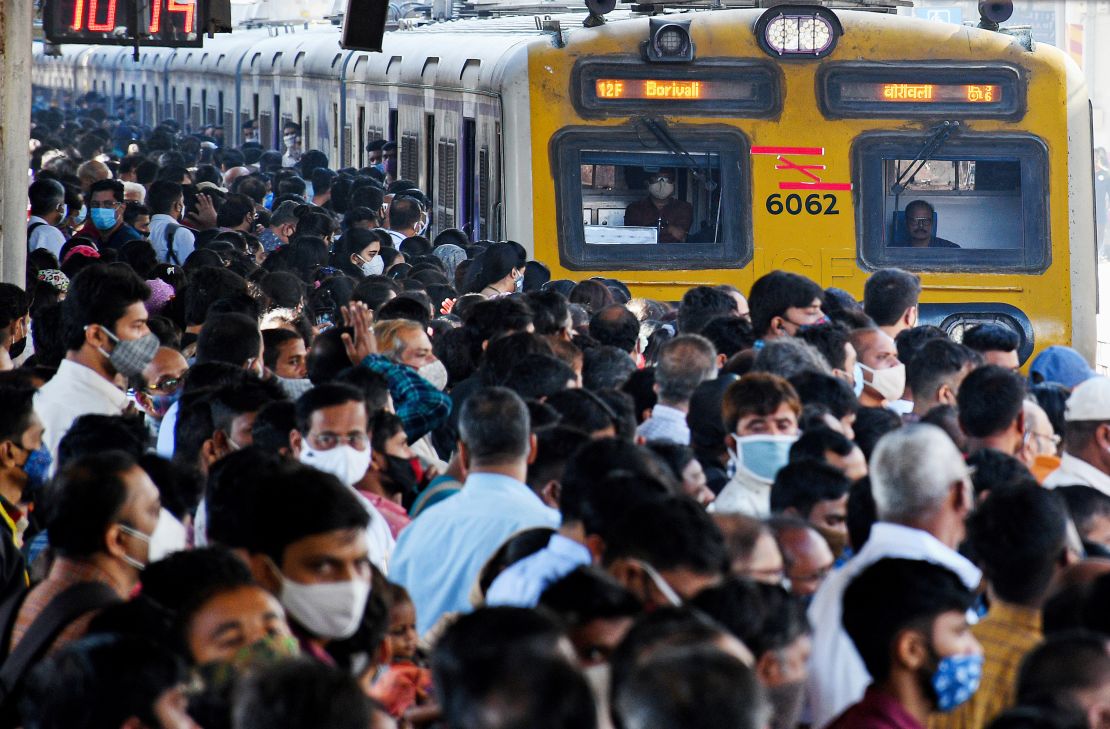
[0,581,120,727]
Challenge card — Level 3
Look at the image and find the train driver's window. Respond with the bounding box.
[554,129,750,270]
[856,136,1048,272]
[579,155,724,245]
[883,159,1022,251]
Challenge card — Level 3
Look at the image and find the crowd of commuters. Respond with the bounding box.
[6,100,1110,729]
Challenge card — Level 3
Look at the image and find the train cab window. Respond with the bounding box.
[554,128,751,270]
[855,135,1048,272]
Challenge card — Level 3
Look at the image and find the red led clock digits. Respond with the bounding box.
[150,0,197,34]
[69,0,119,33]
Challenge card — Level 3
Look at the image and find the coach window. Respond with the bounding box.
[855,135,1049,272]
[554,127,751,270]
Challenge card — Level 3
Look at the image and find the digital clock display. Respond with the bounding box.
[44,0,203,47]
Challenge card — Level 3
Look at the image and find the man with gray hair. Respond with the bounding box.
[389,387,559,635]
[752,337,831,380]
[805,424,981,728]
[258,200,300,252]
[636,334,717,445]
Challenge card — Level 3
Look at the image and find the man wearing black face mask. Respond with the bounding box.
[34,265,158,460]
[0,284,29,372]
[0,385,42,601]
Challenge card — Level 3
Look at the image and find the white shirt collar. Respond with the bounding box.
[1054,452,1110,492]
[55,358,131,410]
[857,522,982,589]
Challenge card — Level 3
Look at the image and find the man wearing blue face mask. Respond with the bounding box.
[75,180,142,251]
[0,385,45,598]
[831,558,983,729]
[710,373,801,518]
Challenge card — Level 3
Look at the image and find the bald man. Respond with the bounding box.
[771,519,835,599]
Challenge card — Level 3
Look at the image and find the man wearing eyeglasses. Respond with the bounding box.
[897,199,961,249]
[76,180,143,251]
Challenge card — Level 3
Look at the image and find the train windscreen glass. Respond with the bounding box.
[580,153,724,246]
[883,158,1022,251]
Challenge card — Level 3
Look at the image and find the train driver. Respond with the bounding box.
[624,169,693,243]
[895,200,961,249]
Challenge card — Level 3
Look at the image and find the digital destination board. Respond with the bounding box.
[594,78,741,101]
[839,82,1003,104]
[819,65,1023,119]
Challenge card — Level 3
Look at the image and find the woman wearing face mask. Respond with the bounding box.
[461,241,526,298]
[710,374,802,519]
[330,229,383,279]
[623,168,694,243]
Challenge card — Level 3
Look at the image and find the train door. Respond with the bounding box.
[462,118,476,238]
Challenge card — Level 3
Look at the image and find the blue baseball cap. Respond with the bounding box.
[1029,346,1096,389]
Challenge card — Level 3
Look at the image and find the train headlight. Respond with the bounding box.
[755,5,842,59]
[645,18,694,63]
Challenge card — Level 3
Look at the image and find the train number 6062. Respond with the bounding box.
[765,193,839,216]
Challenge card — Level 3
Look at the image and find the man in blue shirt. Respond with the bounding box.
[390,387,560,636]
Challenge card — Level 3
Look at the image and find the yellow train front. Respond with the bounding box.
[523,4,1094,363]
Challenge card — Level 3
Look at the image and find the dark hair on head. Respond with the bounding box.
[678,286,737,335]
[43,451,137,558]
[748,270,824,338]
[28,177,66,216]
[461,242,524,295]
[608,607,734,707]
[250,400,298,455]
[965,448,1034,497]
[250,463,369,565]
[701,316,755,360]
[691,578,809,656]
[582,346,637,392]
[895,324,949,365]
[603,495,727,575]
[400,235,432,257]
[539,566,642,628]
[1056,486,1110,545]
[145,180,185,216]
[967,485,1067,606]
[795,321,851,371]
[377,295,430,327]
[294,383,366,435]
[842,558,974,681]
[852,407,903,460]
[57,413,147,469]
[590,305,640,354]
[205,447,283,549]
[721,373,801,432]
[477,528,556,596]
[61,264,150,351]
[507,354,578,402]
[258,271,305,311]
[962,323,1020,355]
[88,178,124,202]
[261,328,302,371]
[525,290,571,337]
[305,326,353,384]
[544,389,618,437]
[233,660,372,729]
[1017,630,1110,708]
[561,465,671,542]
[195,312,261,367]
[183,265,247,326]
[771,458,851,516]
[0,384,36,447]
[863,268,921,327]
[568,279,615,315]
[463,296,535,348]
[118,238,158,276]
[22,634,189,729]
[957,365,1026,438]
[846,476,876,552]
[907,338,981,405]
[789,371,858,420]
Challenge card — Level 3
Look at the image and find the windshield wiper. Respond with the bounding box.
[890,120,961,195]
[639,117,718,193]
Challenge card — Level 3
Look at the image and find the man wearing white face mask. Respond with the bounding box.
[710,373,801,518]
[624,169,693,243]
[248,463,374,656]
[290,384,395,573]
[850,327,907,411]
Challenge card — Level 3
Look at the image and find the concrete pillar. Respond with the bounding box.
[0,0,32,286]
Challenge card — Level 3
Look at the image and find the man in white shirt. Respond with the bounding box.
[386,195,425,247]
[146,180,196,265]
[1044,376,1110,495]
[27,178,68,258]
[636,335,717,445]
[34,265,159,461]
[805,423,980,729]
